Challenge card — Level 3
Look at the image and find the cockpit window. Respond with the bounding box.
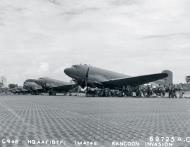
[39,77,47,80]
[25,79,34,82]
[72,65,78,68]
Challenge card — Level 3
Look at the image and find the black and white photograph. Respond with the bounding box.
[0,0,190,146]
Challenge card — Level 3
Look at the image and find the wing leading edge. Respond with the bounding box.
[102,73,168,88]
[50,84,78,92]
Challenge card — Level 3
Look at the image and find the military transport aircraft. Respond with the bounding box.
[23,81,43,95]
[23,77,77,95]
[9,86,28,94]
[186,76,190,84]
[64,64,170,89]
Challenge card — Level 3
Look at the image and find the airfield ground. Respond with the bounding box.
[0,96,190,147]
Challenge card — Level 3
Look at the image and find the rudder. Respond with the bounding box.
[161,70,173,86]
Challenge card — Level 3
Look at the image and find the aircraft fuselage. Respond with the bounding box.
[64,64,130,88]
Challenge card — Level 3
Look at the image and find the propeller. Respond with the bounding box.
[38,79,47,92]
[85,66,89,86]
[82,65,90,95]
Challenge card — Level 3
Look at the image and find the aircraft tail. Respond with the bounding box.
[161,70,173,86]
[153,70,173,87]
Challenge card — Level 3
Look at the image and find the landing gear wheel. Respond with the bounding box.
[49,90,56,96]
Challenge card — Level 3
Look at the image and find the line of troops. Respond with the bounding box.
[85,84,184,98]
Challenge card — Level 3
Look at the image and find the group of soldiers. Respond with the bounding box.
[86,84,184,98]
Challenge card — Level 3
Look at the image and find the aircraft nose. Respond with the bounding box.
[64,68,72,76]
[24,81,42,90]
[24,81,30,86]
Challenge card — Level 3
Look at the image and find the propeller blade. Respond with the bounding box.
[85,66,89,79]
[85,65,90,95]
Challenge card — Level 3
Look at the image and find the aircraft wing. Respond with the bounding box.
[102,73,168,88]
[50,84,77,92]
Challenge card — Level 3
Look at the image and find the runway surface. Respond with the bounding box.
[0,96,190,147]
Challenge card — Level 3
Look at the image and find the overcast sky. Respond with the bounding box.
[0,0,190,85]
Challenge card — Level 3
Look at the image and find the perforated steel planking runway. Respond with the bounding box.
[0,96,190,147]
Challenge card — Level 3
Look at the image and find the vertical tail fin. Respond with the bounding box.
[153,70,173,86]
[161,70,173,86]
